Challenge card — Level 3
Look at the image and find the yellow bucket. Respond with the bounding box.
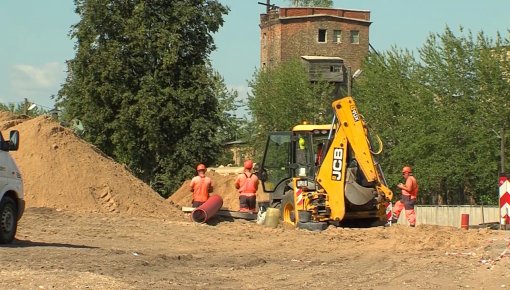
[264,208,280,228]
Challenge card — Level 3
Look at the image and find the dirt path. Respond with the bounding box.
[1,207,509,289]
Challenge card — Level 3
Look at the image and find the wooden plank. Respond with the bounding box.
[216,210,257,220]
[182,207,233,213]
[181,207,195,213]
[181,206,257,220]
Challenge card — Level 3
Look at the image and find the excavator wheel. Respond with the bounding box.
[280,190,295,225]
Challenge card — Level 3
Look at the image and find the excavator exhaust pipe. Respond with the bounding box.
[191,195,223,223]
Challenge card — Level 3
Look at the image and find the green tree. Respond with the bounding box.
[0,100,47,117]
[248,58,333,159]
[415,27,510,204]
[211,71,251,165]
[355,27,510,205]
[287,0,333,7]
[354,46,424,189]
[58,0,230,197]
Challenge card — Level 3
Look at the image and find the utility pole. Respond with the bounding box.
[258,1,278,13]
[23,98,29,115]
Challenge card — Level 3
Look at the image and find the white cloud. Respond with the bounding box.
[9,62,66,106]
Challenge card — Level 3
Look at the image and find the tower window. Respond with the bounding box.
[333,30,342,43]
[318,29,327,43]
[350,30,360,44]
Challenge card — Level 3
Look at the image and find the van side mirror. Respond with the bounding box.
[8,130,19,151]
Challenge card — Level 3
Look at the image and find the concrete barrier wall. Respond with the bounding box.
[395,205,500,227]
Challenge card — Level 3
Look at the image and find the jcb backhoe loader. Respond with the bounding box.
[258,96,393,230]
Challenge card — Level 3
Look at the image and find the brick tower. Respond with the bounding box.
[260,6,371,86]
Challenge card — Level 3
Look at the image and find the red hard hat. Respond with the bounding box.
[197,164,207,171]
[402,166,412,173]
[244,160,253,170]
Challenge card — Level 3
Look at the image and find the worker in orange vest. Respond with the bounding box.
[235,160,259,213]
[189,164,213,208]
[391,166,419,227]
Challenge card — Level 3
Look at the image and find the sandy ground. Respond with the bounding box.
[1,113,510,289]
[1,207,509,289]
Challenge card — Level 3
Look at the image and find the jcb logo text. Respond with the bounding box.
[351,106,360,122]
[331,148,344,181]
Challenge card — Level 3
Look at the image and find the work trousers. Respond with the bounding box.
[392,195,416,226]
[239,195,256,212]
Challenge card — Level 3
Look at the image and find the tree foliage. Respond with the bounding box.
[211,71,251,165]
[355,27,510,205]
[0,100,47,117]
[58,0,231,197]
[248,58,333,159]
[286,0,333,7]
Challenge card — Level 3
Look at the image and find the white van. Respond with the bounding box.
[0,130,23,244]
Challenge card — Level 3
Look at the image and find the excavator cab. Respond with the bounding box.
[258,125,332,221]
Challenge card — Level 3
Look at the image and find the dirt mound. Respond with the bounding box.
[6,115,183,219]
[0,111,29,131]
[169,169,269,210]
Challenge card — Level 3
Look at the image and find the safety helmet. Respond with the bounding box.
[402,166,412,174]
[196,164,207,172]
[244,160,253,170]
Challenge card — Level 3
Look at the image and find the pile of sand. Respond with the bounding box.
[2,114,183,220]
[169,169,269,211]
[0,111,267,219]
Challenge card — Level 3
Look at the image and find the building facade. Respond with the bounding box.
[260,7,371,77]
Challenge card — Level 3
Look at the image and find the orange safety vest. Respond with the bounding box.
[190,175,212,202]
[235,172,259,197]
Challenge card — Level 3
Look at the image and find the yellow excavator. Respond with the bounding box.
[258,96,393,230]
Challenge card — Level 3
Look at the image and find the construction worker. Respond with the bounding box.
[391,166,419,227]
[189,164,213,208]
[234,159,259,213]
[296,136,309,176]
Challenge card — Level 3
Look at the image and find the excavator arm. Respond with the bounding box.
[316,97,393,221]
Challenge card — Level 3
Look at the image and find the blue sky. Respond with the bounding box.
[0,1,509,111]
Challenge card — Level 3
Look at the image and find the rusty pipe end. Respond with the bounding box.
[191,209,208,223]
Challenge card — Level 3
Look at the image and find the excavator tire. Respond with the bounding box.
[297,221,328,231]
[280,190,295,225]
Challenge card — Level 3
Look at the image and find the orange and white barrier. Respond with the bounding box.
[498,175,510,225]
[385,202,392,221]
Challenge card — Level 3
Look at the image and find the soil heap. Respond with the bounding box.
[1,113,183,220]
